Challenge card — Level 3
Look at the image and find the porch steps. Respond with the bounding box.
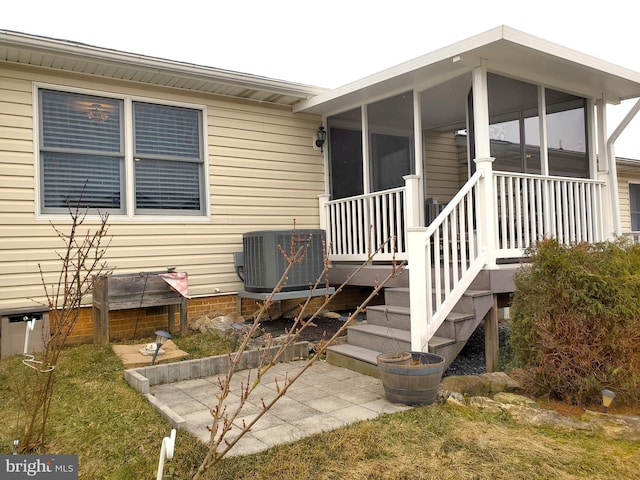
[326,286,493,378]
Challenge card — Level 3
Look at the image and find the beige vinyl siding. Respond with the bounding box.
[0,64,323,310]
[423,130,461,203]
[617,163,640,233]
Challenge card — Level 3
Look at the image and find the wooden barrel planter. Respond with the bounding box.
[377,351,446,405]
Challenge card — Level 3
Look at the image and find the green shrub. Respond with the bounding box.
[510,238,640,405]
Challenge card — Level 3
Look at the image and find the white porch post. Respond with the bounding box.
[596,99,615,239]
[318,193,329,231]
[413,89,425,226]
[471,66,496,267]
[408,226,429,352]
[404,175,421,229]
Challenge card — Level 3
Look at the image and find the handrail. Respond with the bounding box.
[493,172,605,256]
[325,186,405,205]
[425,170,484,238]
[324,187,407,261]
[410,170,486,350]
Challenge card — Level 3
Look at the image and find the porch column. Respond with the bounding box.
[471,66,497,267]
[595,100,614,239]
[413,89,425,225]
[404,175,421,229]
[408,226,430,352]
[318,194,330,232]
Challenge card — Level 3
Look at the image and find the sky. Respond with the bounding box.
[3,0,640,158]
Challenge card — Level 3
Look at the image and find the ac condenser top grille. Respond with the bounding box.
[242,229,326,292]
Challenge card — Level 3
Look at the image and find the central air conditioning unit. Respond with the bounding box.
[242,229,326,292]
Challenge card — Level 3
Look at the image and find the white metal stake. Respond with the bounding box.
[156,428,176,480]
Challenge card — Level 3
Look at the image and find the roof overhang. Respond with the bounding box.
[0,29,327,107]
[294,25,640,116]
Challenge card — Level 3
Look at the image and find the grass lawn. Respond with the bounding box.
[1,333,639,479]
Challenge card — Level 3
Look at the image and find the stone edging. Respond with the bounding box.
[124,342,310,428]
[439,372,640,441]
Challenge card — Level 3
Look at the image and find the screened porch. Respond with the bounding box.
[318,71,606,265]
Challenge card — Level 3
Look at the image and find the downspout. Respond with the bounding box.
[607,99,640,236]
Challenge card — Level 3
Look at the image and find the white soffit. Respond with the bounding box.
[294,25,640,116]
[0,30,327,107]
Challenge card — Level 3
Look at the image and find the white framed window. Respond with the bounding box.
[37,87,206,217]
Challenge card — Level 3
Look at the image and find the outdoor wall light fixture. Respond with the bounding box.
[601,389,616,413]
[315,125,326,152]
[151,330,172,365]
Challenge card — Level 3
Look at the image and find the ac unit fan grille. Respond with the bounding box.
[242,229,325,292]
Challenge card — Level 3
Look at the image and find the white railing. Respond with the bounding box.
[622,232,640,244]
[409,170,486,351]
[324,187,407,261]
[493,172,605,258]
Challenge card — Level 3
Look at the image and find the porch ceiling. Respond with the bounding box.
[294,25,640,116]
[0,30,326,107]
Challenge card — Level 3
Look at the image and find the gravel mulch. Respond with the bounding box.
[258,313,511,377]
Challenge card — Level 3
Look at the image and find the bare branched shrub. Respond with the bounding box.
[16,204,111,452]
[193,230,404,479]
[510,238,640,405]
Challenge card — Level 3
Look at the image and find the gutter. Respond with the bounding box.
[607,99,640,235]
[0,29,327,99]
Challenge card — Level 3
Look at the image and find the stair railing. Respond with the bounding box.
[408,169,486,351]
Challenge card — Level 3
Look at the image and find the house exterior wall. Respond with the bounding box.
[423,130,462,203]
[0,63,325,324]
[617,163,640,233]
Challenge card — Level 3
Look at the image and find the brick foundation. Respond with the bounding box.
[65,286,380,344]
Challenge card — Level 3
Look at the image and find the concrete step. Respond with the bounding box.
[347,324,411,353]
[326,335,459,374]
[365,305,410,330]
[435,311,474,341]
[429,339,467,370]
[454,289,492,314]
[326,344,381,378]
[384,287,410,307]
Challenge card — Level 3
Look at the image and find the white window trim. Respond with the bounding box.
[33,82,210,222]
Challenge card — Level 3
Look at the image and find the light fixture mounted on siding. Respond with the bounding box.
[315,125,326,153]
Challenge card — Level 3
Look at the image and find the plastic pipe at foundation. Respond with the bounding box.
[156,428,176,480]
[23,318,36,354]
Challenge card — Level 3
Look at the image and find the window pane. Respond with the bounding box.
[42,152,121,209]
[40,90,122,153]
[368,92,414,191]
[630,184,640,231]
[134,103,201,160]
[135,159,201,211]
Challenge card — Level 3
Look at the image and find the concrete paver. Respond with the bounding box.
[149,359,411,456]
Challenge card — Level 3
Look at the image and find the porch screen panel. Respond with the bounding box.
[523,110,541,174]
[487,74,539,173]
[367,92,414,192]
[133,102,204,213]
[39,90,124,212]
[546,93,588,178]
[328,107,364,200]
